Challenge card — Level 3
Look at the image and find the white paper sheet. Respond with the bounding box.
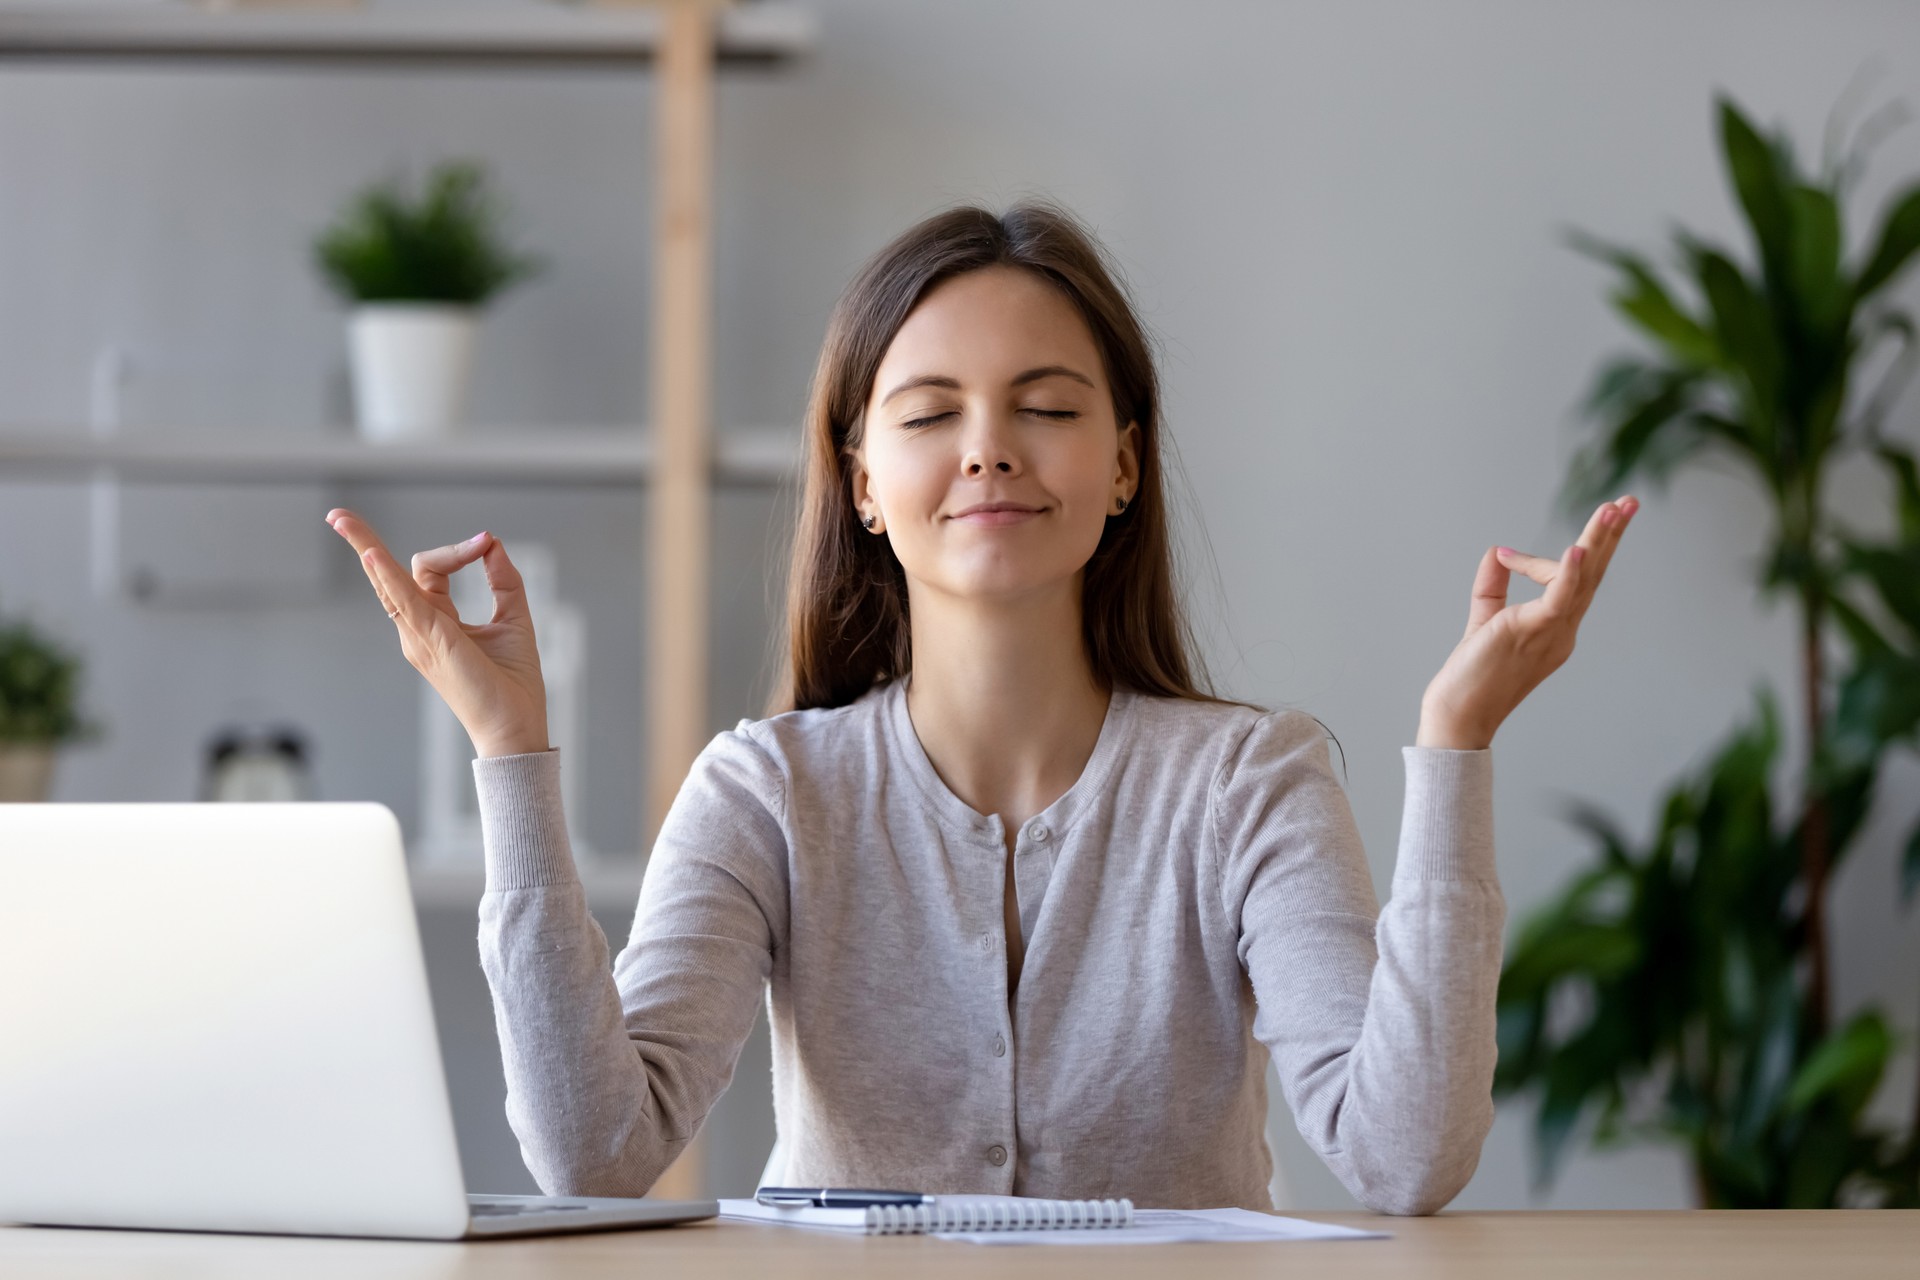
[934,1207,1391,1245]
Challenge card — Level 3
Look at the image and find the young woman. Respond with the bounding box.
[325,200,1637,1215]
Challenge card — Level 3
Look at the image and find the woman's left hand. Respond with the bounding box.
[1416,494,1639,750]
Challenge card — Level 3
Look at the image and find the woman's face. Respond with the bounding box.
[849,265,1139,607]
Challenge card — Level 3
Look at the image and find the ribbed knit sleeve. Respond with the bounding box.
[1209,710,1504,1215]
[471,731,788,1197]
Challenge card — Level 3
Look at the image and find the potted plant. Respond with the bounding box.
[0,604,103,803]
[314,159,544,442]
[1493,89,1920,1207]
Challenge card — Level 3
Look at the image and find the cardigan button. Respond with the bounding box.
[992,1034,1006,1057]
[1027,822,1049,842]
[987,1145,1008,1166]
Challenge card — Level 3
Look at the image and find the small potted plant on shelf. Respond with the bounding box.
[0,603,103,803]
[314,159,544,442]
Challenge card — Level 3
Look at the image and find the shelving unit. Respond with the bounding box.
[0,0,814,1199]
[0,1,810,65]
[0,424,797,486]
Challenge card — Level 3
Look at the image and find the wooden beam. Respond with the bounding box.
[642,0,725,1203]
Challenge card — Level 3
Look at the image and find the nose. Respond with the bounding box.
[961,410,1021,476]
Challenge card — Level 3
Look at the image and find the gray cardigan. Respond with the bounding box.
[471,676,1503,1214]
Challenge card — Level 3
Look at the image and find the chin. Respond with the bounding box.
[928,560,1084,603]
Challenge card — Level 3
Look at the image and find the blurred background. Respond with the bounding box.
[2,0,1917,1211]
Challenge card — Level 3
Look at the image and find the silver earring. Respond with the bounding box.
[1115,496,1129,513]
[861,514,877,531]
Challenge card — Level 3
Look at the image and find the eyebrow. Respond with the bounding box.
[880,364,1097,406]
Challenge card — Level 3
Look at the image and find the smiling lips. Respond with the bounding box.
[950,502,1043,526]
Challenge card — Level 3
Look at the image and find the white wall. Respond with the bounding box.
[3,0,1917,1208]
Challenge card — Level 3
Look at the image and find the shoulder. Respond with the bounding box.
[730,682,887,763]
[708,682,894,817]
[1121,689,1330,793]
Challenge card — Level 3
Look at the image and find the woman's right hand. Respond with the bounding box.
[325,507,552,759]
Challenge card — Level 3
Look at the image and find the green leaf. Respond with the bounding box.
[1494,998,1544,1095]
[0,614,92,744]
[1501,922,1641,1006]
[1720,683,1782,791]
[1787,184,1846,338]
[1832,649,1920,760]
[1782,1114,1861,1207]
[1872,443,1920,543]
[1853,313,1918,444]
[1841,544,1920,635]
[1533,1056,1588,1192]
[1784,1011,1891,1119]
[1505,859,1620,956]
[1718,96,1797,298]
[1826,580,1897,659]
[1731,969,1802,1146]
[1760,538,1819,594]
[1853,182,1920,301]
[1576,354,1658,418]
[1690,245,1783,439]
[313,159,544,305]
[1558,367,1707,519]
[1688,410,1761,462]
[1904,816,1920,906]
[1558,798,1637,872]
[1565,228,1720,367]
[1796,758,1878,876]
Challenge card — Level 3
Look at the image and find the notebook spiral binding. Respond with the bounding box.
[863,1197,1134,1234]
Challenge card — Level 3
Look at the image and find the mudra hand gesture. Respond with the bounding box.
[1417,495,1639,751]
[323,507,552,759]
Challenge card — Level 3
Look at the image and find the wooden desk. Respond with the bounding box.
[1,1210,1915,1278]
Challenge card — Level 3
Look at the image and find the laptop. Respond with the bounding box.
[0,800,717,1240]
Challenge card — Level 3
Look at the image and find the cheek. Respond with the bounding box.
[892,463,952,518]
[1048,436,1119,504]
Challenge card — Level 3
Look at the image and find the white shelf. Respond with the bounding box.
[0,1,815,66]
[0,424,799,486]
[408,857,643,911]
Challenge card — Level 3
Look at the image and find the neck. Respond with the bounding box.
[901,578,1111,821]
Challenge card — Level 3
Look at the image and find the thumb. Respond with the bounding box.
[479,536,530,625]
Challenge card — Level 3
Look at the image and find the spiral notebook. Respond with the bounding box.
[717,1194,1133,1236]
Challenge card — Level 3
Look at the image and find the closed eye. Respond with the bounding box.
[900,410,1081,430]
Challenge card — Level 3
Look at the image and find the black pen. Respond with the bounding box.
[755,1186,932,1208]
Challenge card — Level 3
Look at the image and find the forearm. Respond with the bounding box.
[1328,746,1504,1214]
[1243,736,1504,1217]
[478,886,687,1196]
[472,751,683,1196]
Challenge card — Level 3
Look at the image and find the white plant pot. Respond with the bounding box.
[0,742,57,802]
[347,303,478,442]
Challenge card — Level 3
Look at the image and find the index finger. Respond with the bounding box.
[325,509,432,630]
[324,507,401,564]
[1574,494,1637,598]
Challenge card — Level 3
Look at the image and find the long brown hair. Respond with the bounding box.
[763,198,1266,721]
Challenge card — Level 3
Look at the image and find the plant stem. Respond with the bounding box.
[1692,1153,1713,1209]
[1911,985,1920,1171]
[1801,576,1832,1039]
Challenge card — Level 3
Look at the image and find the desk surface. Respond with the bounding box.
[2,1210,1916,1278]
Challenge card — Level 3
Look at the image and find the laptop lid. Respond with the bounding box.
[0,802,472,1240]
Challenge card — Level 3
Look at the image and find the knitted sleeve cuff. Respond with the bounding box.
[1395,745,1496,883]
[471,747,580,890]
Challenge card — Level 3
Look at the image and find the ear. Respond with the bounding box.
[845,445,879,521]
[1115,419,1141,493]
[848,445,883,529]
